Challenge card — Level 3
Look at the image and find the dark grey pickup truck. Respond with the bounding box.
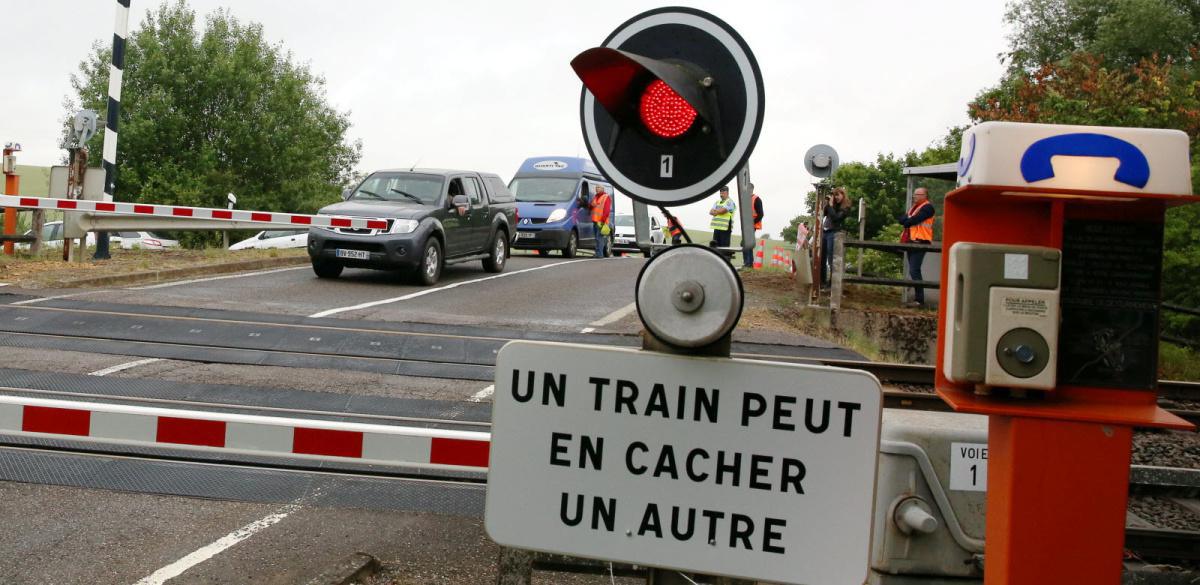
[308,169,517,285]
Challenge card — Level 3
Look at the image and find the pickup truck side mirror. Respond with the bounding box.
[451,195,470,208]
[341,188,353,201]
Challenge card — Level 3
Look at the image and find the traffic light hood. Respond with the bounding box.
[570,47,715,132]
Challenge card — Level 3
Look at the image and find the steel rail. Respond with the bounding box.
[1124,526,1200,561]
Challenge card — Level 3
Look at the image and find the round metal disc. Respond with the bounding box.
[803,144,840,179]
[995,327,1050,379]
[635,245,743,347]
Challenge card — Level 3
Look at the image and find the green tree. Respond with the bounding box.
[982,1,1200,339]
[67,1,361,246]
[1003,0,1200,71]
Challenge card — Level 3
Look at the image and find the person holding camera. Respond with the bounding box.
[820,187,851,285]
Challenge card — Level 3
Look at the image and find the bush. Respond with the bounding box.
[856,223,905,278]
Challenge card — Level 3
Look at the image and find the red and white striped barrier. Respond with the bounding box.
[752,238,764,269]
[0,194,388,231]
[0,395,489,471]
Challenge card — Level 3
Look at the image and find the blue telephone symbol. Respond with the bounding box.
[1020,133,1150,188]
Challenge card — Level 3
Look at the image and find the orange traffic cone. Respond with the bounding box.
[753,239,765,269]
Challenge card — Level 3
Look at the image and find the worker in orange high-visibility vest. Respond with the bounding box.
[741,185,764,269]
[590,186,613,258]
[665,214,684,245]
[898,187,935,307]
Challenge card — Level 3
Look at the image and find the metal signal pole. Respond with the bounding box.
[95,0,130,261]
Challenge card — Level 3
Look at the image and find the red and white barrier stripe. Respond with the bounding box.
[0,194,388,231]
[0,395,489,471]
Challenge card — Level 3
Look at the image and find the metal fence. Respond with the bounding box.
[828,233,938,309]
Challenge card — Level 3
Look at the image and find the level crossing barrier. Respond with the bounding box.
[0,394,489,470]
[0,194,389,231]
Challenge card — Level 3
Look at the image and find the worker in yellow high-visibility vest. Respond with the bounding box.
[709,185,735,248]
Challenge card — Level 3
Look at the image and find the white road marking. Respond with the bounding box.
[87,358,162,376]
[308,259,588,319]
[132,504,299,585]
[470,385,494,402]
[129,266,306,290]
[588,302,637,328]
[10,292,94,306]
[0,283,9,287]
[580,327,595,334]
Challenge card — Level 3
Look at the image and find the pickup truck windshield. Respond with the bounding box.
[353,173,443,205]
[510,178,580,203]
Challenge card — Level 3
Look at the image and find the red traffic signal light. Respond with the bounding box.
[572,8,764,206]
[639,80,697,139]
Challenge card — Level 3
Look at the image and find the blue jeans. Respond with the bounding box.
[594,227,609,257]
[821,230,837,283]
[907,248,927,304]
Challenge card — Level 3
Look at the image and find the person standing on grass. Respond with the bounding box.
[898,187,935,307]
[709,185,735,248]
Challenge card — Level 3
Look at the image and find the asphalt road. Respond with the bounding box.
[25,254,649,332]
[0,252,841,584]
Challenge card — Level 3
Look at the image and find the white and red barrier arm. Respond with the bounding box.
[0,395,490,471]
[0,194,389,231]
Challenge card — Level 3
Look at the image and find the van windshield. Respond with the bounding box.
[615,215,634,227]
[510,177,579,203]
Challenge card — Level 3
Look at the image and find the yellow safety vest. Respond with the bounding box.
[710,201,733,231]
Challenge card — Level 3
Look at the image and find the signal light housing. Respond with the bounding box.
[570,7,764,206]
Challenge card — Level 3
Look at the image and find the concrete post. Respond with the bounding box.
[831,231,845,314]
[30,209,44,255]
[495,547,532,585]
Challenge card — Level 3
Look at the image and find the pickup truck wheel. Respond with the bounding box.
[312,260,343,279]
[483,231,507,273]
[562,232,578,258]
[416,238,442,286]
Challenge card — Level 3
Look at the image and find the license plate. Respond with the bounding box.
[517,231,535,240]
[335,249,370,260]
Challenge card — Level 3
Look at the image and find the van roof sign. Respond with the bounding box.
[533,160,569,171]
[516,156,600,177]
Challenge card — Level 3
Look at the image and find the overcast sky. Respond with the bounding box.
[3,1,1009,237]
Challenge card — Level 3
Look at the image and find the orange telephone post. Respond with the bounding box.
[2,143,19,255]
[936,122,1196,584]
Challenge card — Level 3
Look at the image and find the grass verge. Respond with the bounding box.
[0,247,306,289]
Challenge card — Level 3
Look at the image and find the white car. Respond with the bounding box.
[111,231,180,250]
[612,213,665,256]
[229,229,308,251]
[17,223,177,251]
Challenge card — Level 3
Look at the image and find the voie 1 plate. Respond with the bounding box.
[486,341,884,585]
[335,249,370,260]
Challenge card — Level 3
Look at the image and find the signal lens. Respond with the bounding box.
[639,80,697,139]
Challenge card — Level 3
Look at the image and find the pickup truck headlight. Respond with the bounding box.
[546,209,567,223]
[390,219,419,234]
